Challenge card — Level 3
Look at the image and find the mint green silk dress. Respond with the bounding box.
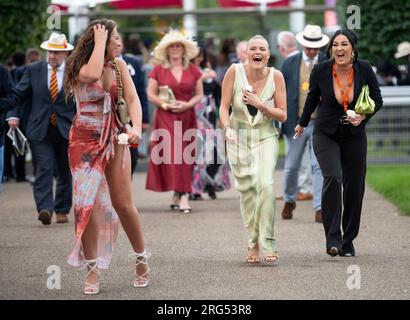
[227,63,279,255]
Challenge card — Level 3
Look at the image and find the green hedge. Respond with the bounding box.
[0,0,50,63]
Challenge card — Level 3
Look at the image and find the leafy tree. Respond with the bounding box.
[0,0,50,63]
[338,0,410,65]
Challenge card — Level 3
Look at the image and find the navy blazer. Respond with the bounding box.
[122,54,149,124]
[299,59,383,135]
[280,52,327,135]
[0,64,15,146]
[0,60,76,142]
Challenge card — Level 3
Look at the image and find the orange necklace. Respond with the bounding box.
[332,64,354,112]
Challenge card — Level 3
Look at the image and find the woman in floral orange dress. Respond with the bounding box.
[64,19,149,295]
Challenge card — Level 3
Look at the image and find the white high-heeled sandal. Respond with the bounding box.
[81,259,102,295]
[129,250,151,288]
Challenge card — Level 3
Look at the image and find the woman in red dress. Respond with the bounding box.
[146,30,203,213]
[64,19,149,295]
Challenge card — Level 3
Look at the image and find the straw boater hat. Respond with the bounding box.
[296,25,329,49]
[394,41,410,59]
[40,32,74,51]
[153,30,199,62]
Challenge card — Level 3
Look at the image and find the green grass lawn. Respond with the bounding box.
[366,164,410,216]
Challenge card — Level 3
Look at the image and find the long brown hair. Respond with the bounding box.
[64,19,116,100]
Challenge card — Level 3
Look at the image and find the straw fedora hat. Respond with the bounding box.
[40,32,74,51]
[153,30,199,62]
[394,41,410,59]
[296,25,329,49]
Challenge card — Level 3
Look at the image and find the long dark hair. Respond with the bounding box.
[64,19,116,99]
[326,29,359,63]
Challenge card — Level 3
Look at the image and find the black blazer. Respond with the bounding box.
[299,59,383,135]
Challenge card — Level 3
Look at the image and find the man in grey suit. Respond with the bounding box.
[2,33,75,225]
[280,25,329,223]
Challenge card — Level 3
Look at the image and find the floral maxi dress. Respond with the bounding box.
[67,63,121,269]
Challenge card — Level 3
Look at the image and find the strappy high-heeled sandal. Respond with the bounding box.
[82,259,102,295]
[170,192,180,210]
[245,246,260,264]
[178,193,192,214]
[129,250,151,288]
[264,253,279,264]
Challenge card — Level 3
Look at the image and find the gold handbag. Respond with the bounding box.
[158,85,176,105]
[354,85,375,115]
[111,58,130,125]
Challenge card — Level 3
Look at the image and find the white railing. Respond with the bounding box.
[367,86,410,163]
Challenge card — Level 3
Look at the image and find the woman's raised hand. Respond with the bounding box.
[242,89,262,109]
[93,24,108,45]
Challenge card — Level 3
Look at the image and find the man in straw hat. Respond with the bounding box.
[280,25,329,223]
[395,41,410,85]
[1,32,75,225]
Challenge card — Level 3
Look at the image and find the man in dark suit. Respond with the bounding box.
[280,25,329,223]
[1,32,75,225]
[0,64,15,193]
[115,35,149,176]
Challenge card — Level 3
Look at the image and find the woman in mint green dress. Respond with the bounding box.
[219,35,287,263]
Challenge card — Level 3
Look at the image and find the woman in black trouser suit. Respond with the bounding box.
[294,29,383,257]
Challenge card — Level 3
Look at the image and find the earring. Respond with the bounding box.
[350,52,355,62]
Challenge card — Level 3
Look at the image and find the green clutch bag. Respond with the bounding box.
[354,85,375,114]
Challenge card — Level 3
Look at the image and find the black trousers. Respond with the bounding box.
[313,125,367,253]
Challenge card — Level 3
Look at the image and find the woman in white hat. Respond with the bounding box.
[219,35,287,264]
[64,19,149,294]
[146,30,203,213]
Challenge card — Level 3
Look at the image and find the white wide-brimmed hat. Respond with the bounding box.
[153,30,199,61]
[394,41,410,59]
[296,25,329,49]
[40,32,74,51]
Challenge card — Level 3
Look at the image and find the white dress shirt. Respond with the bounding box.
[302,51,319,69]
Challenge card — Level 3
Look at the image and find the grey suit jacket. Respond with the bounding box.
[280,52,326,135]
[4,60,75,142]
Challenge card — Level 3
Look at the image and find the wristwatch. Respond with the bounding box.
[160,102,168,110]
[224,125,231,132]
